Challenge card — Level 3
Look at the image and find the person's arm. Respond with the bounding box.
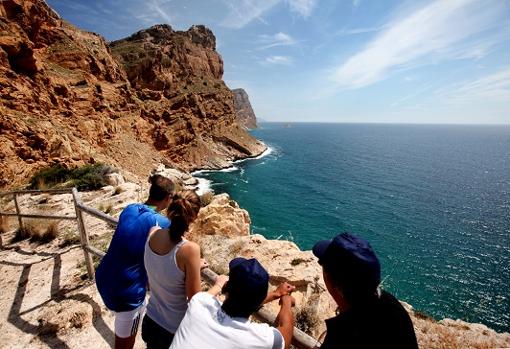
[275,295,295,349]
[207,275,229,296]
[181,242,203,299]
[264,282,296,304]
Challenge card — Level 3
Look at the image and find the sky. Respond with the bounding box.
[47,0,510,124]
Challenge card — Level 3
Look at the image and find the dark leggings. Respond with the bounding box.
[141,315,175,349]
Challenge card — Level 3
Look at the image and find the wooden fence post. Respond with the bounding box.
[72,188,95,280]
[13,193,23,231]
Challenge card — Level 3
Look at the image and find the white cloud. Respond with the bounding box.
[264,55,293,65]
[332,0,510,89]
[287,0,317,17]
[128,0,173,25]
[443,66,510,102]
[334,25,383,37]
[220,0,317,29]
[221,0,280,29]
[257,32,297,49]
[150,0,173,24]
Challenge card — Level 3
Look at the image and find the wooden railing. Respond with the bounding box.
[0,188,320,349]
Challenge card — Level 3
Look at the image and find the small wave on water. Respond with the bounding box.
[234,146,274,164]
[193,145,277,194]
[192,166,239,175]
[195,177,213,196]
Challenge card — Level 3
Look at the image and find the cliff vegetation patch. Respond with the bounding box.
[29,164,118,191]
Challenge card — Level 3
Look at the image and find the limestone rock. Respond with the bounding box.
[37,299,93,336]
[232,88,258,129]
[0,0,266,190]
[188,194,510,346]
[105,172,124,186]
[188,194,250,239]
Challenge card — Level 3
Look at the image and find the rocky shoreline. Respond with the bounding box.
[0,171,509,348]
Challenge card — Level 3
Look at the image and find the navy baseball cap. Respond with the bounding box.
[226,258,269,306]
[313,233,381,292]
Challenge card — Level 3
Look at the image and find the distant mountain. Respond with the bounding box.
[232,88,257,129]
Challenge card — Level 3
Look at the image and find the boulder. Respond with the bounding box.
[188,194,250,239]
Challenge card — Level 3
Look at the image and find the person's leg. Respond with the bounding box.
[113,302,146,349]
[141,315,174,349]
[115,335,136,349]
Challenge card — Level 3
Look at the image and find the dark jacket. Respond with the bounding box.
[321,290,418,349]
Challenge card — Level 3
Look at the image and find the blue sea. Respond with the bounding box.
[195,123,510,332]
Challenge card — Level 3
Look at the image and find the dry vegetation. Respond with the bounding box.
[11,219,60,243]
[295,302,321,335]
[98,202,113,214]
[200,191,214,207]
[0,215,8,234]
[113,186,124,196]
[59,228,81,247]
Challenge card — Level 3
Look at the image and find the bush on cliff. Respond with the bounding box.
[30,163,118,191]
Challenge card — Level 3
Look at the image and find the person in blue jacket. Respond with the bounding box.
[95,174,173,349]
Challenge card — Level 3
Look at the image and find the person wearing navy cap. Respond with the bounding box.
[170,257,296,349]
[313,232,418,348]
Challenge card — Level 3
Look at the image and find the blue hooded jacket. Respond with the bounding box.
[95,203,170,312]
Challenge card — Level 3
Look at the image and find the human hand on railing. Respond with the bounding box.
[274,282,296,298]
[214,274,229,289]
[200,258,209,270]
[279,294,296,307]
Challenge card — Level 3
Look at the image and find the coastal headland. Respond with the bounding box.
[0,0,265,189]
[0,1,508,348]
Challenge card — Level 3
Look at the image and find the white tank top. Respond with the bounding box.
[144,237,188,333]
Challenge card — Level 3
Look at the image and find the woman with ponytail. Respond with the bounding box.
[141,190,205,349]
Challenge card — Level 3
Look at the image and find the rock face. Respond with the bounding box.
[0,0,265,189]
[188,193,251,239]
[232,88,257,129]
[190,194,510,348]
[109,24,265,171]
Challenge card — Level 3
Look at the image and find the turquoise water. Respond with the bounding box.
[196,123,510,332]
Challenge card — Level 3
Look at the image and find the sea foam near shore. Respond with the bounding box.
[192,146,274,195]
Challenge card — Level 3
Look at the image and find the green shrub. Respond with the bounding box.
[30,163,118,191]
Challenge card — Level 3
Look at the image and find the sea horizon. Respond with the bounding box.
[259,121,510,126]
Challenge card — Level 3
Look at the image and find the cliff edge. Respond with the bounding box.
[232,88,258,129]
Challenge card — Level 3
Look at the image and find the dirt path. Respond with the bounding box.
[0,185,149,349]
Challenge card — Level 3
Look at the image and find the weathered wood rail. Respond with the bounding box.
[0,188,320,349]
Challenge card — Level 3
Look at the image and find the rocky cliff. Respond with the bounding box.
[0,0,265,189]
[232,88,258,129]
[190,194,510,349]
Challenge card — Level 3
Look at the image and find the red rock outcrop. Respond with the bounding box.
[232,88,258,129]
[0,0,265,188]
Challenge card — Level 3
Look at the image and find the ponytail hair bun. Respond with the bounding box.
[167,190,201,242]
